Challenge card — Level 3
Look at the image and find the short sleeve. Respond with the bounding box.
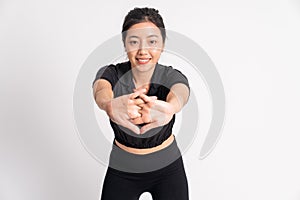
[165,68,190,90]
[92,65,118,88]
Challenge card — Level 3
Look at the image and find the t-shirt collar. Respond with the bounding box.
[118,61,161,89]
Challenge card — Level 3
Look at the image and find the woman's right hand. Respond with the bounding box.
[106,88,148,134]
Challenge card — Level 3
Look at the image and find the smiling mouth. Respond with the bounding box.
[136,58,151,64]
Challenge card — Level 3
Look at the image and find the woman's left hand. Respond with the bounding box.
[130,94,175,134]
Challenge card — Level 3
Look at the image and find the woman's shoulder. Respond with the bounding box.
[156,63,189,88]
[156,63,186,77]
[96,61,131,78]
[99,61,130,71]
[93,61,130,87]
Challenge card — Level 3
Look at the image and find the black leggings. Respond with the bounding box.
[101,156,189,200]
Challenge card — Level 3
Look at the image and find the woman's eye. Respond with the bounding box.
[129,41,138,45]
[149,40,157,45]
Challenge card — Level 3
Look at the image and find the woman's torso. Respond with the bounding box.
[115,134,175,155]
[93,61,189,154]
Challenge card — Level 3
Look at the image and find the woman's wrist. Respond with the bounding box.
[167,101,178,115]
[156,100,177,115]
[102,100,113,117]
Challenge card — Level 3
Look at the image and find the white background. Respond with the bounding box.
[1,0,300,199]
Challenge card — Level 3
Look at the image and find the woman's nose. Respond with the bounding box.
[138,40,149,51]
[138,48,148,55]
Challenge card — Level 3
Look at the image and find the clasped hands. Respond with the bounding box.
[108,87,175,134]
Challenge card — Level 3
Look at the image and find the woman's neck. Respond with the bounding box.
[131,67,155,89]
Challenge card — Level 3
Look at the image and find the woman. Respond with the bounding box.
[93,7,190,200]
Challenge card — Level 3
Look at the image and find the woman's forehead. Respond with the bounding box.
[126,27,162,38]
[126,22,162,38]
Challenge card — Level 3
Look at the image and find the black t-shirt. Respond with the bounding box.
[93,61,189,148]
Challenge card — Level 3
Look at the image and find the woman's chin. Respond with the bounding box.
[132,63,155,72]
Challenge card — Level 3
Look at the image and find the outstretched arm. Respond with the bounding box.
[166,83,190,114]
[93,79,113,113]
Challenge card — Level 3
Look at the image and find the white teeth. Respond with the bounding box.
[137,58,150,63]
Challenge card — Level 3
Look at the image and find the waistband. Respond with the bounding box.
[108,138,182,173]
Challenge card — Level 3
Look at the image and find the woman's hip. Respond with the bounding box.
[108,136,182,173]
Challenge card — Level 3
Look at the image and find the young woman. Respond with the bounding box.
[93,7,190,200]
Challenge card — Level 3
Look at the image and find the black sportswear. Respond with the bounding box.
[93,61,189,148]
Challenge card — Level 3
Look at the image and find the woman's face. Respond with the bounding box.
[124,22,164,72]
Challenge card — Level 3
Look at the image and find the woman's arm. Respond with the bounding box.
[166,83,190,114]
[93,79,114,114]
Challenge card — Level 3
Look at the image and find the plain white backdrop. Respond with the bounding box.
[1,0,300,199]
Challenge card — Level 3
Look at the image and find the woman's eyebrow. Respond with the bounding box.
[128,35,139,39]
[147,35,159,38]
[128,35,159,39]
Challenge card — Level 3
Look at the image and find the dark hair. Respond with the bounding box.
[122,7,166,44]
